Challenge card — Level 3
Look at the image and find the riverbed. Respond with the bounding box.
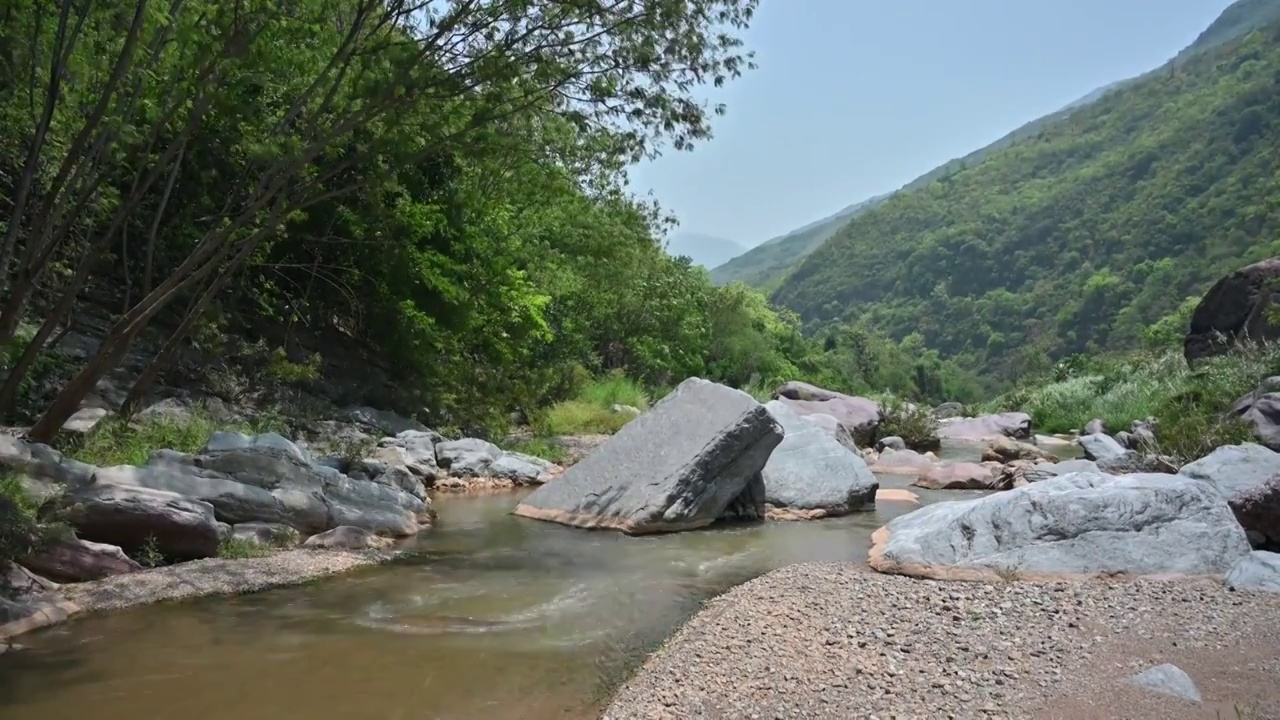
[0,442,1044,719]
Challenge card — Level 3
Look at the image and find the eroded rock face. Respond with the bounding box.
[937,413,1032,441]
[760,401,877,519]
[869,472,1251,581]
[1184,257,1280,364]
[21,538,142,583]
[513,378,783,534]
[1178,443,1280,548]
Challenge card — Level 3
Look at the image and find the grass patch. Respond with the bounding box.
[68,404,289,467]
[504,437,569,464]
[217,536,274,559]
[988,347,1275,463]
[530,372,651,436]
[1,471,68,572]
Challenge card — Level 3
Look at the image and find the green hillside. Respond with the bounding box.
[772,18,1280,383]
[712,0,1280,293]
[708,194,888,290]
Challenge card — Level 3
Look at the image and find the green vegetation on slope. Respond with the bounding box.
[774,19,1280,384]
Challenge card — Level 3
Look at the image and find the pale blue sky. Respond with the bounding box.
[631,0,1238,247]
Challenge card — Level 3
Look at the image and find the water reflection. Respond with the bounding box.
[0,440,1069,720]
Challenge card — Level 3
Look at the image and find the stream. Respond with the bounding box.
[0,441,1071,719]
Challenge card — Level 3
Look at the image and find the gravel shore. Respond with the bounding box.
[604,562,1280,720]
[61,548,392,613]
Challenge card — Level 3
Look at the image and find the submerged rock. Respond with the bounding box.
[760,401,877,519]
[513,378,783,534]
[869,472,1251,581]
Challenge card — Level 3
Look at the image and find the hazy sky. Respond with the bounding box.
[630,0,1238,247]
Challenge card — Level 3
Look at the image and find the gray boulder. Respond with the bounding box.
[761,401,877,518]
[875,436,906,452]
[937,412,1032,441]
[63,484,223,560]
[796,412,860,452]
[934,402,965,419]
[1225,551,1280,593]
[514,378,783,534]
[1231,377,1280,451]
[1078,433,1127,461]
[342,406,428,436]
[487,452,557,485]
[302,525,390,550]
[1178,443,1280,548]
[1129,664,1202,703]
[436,438,503,477]
[1081,418,1105,436]
[869,471,1251,581]
[375,429,442,480]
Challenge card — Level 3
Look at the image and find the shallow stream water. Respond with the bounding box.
[0,440,1076,720]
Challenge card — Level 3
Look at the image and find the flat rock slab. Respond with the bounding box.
[938,412,1032,441]
[513,378,782,534]
[761,401,877,517]
[869,471,1252,582]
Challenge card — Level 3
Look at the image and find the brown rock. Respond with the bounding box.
[21,538,142,583]
[1185,256,1280,363]
[981,436,1058,463]
[913,462,1004,490]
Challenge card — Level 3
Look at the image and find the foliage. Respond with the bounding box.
[0,471,66,572]
[70,406,281,467]
[134,535,166,569]
[772,20,1280,386]
[875,395,941,450]
[576,371,650,412]
[503,437,569,465]
[532,401,637,437]
[988,346,1272,463]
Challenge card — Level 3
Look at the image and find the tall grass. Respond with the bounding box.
[69,403,289,467]
[988,347,1273,463]
[531,372,651,436]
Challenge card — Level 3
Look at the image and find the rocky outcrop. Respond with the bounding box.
[1184,256,1280,364]
[1231,377,1280,451]
[21,538,142,583]
[981,436,1056,463]
[1225,551,1280,593]
[1178,443,1280,548]
[1078,433,1128,462]
[937,412,1032,441]
[933,401,965,419]
[513,378,783,534]
[760,401,877,519]
[869,471,1251,581]
[773,381,881,444]
[0,564,77,641]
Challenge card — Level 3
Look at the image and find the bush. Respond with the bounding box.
[991,346,1277,463]
[576,371,650,410]
[217,537,273,559]
[875,394,940,451]
[504,437,569,464]
[0,471,64,573]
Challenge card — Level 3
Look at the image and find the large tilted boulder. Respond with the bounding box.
[937,412,1032,441]
[1178,443,1280,549]
[513,378,783,534]
[1184,257,1280,364]
[760,401,877,519]
[773,381,881,444]
[869,471,1251,581]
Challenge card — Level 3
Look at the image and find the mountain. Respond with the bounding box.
[711,0,1280,292]
[771,2,1280,382]
[664,231,748,269]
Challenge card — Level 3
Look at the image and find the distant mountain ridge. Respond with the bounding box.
[710,0,1279,290]
[664,231,748,270]
[769,0,1280,380]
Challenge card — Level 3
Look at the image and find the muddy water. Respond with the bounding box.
[0,440,1072,720]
